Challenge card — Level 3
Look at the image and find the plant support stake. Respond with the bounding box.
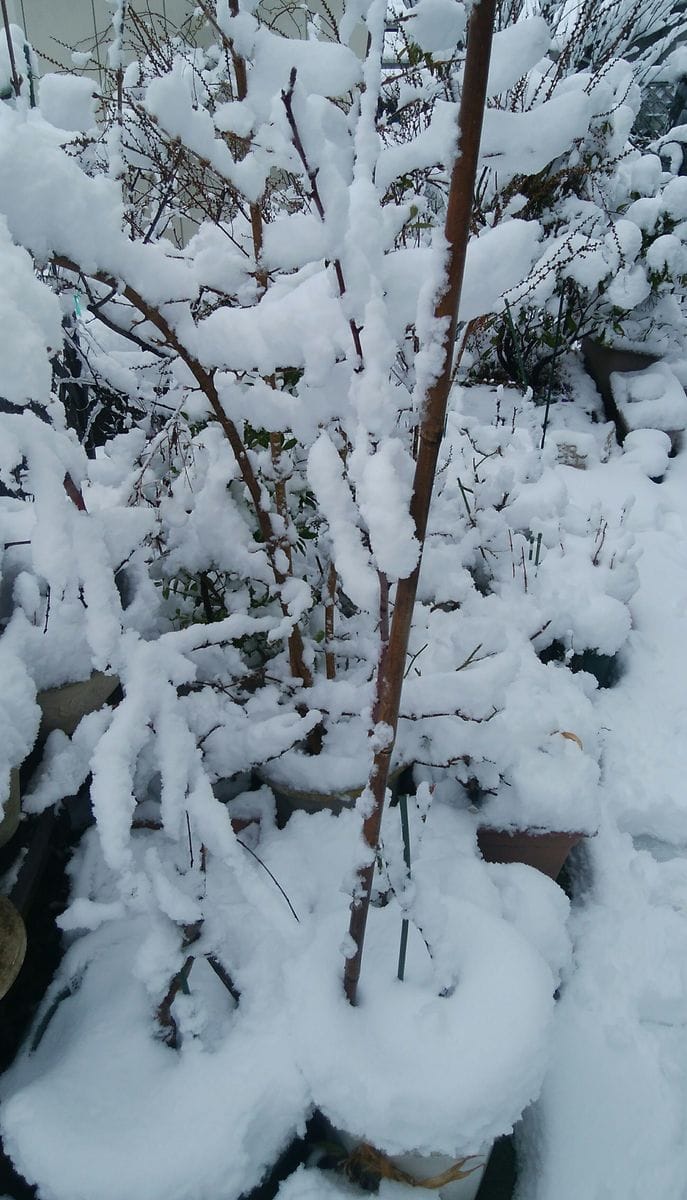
[0,0,21,97]
[344,0,497,1006]
[396,793,412,982]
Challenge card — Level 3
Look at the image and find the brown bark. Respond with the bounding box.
[343,0,497,1005]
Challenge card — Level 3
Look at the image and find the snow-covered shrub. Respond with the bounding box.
[398,386,640,832]
[458,0,687,393]
[0,0,590,960]
[0,2,635,1194]
[0,217,151,824]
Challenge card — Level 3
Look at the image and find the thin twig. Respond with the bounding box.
[236,837,300,922]
[282,69,364,367]
[206,954,241,1003]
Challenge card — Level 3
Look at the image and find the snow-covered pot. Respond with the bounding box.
[580,339,687,445]
[477,827,584,881]
[37,671,119,738]
[260,761,406,825]
[274,805,574,1200]
[263,777,364,824]
[0,895,26,1001]
[0,802,572,1200]
[0,767,20,849]
[220,782,274,838]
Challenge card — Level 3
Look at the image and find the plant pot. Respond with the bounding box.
[476,826,584,881]
[581,337,658,442]
[261,767,406,826]
[0,896,27,1001]
[266,779,364,825]
[212,776,269,840]
[37,671,119,738]
[539,639,622,689]
[0,768,20,850]
[336,1134,491,1200]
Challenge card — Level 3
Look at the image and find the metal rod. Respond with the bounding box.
[0,0,22,97]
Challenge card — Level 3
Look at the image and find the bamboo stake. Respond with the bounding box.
[343,0,497,1006]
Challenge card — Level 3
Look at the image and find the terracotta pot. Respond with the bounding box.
[37,671,119,738]
[0,895,27,1001]
[0,767,21,849]
[477,827,584,881]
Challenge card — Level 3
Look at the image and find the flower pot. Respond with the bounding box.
[581,337,658,442]
[261,766,406,826]
[0,896,27,1001]
[0,768,20,850]
[539,639,622,689]
[37,671,119,738]
[266,778,363,824]
[337,1135,491,1200]
[476,826,584,881]
[212,776,270,840]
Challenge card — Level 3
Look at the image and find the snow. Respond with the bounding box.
[487,19,551,98]
[3,4,687,1200]
[403,0,466,57]
[480,93,590,184]
[0,217,62,405]
[459,220,541,323]
[1,805,572,1197]
[307,432,378,611]
[611,362,687,433]
[38,74,97,133]
[0,916,309,1200]
[354,440,419,580]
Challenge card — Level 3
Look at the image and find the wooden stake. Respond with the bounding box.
[343,0,497,1005]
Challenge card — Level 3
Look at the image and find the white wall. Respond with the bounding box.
[7,0,194,79]
[7,0,357,80]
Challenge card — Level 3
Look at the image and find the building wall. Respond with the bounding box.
[6,1,195,79]
[6,0,356,80]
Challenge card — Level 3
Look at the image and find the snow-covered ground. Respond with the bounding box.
[6,378,687,1200]
[518,434,687,1199]
[2,0,687,1192]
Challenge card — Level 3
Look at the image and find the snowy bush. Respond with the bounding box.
[459,0,687,392]
[0,0,668,1195]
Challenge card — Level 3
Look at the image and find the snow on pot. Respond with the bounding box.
[581,337,658,441]
[0,896,26,1001]
[259,771,363,823]
[260,756,406,825]
[37,671,119,738]
[0,911,310,1200]
[0,794,571,1200]
[272,801,572,1188]
[0,649,41,850]
[0,768,20,850]
[609,360,687,450]
[476,826,584,881]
